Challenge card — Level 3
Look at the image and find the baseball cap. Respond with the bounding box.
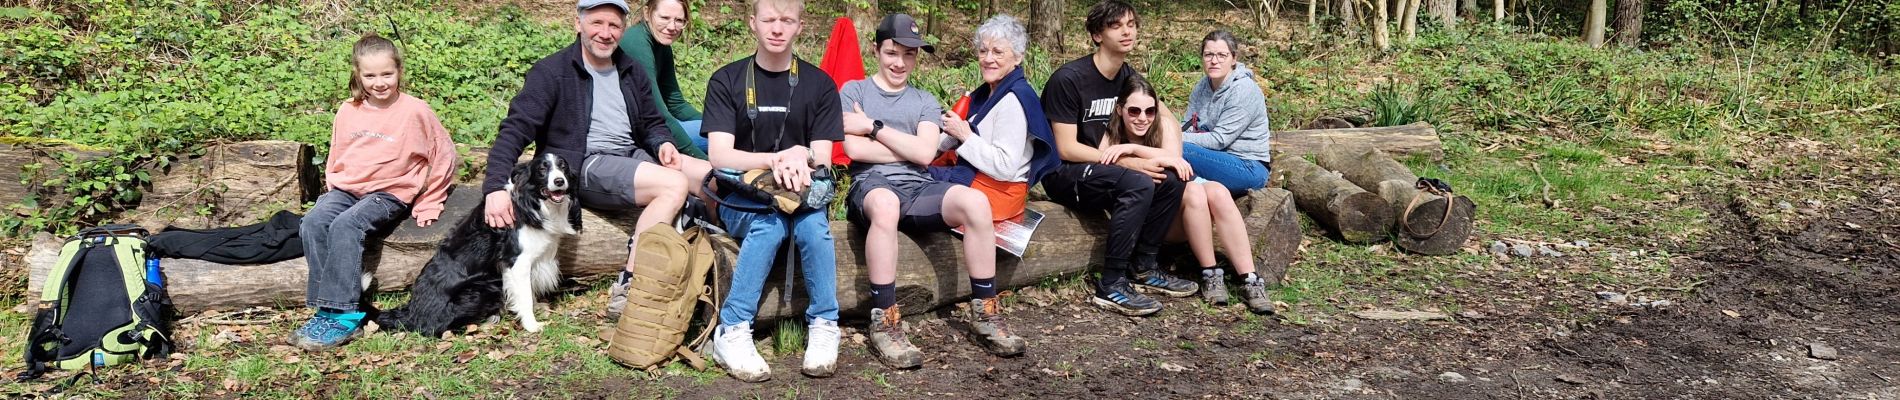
[874,14,935,53]
[576,0,630,14]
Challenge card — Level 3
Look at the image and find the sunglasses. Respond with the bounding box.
[1123,106,1157,118]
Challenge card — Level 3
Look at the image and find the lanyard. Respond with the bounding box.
[744,56,798,151]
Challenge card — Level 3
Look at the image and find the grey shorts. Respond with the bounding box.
[578,150,655,211]
[846,173,954,232]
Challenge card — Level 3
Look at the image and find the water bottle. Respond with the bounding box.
[145,257,163,287]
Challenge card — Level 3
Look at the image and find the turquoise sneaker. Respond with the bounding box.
[290,310,365,350]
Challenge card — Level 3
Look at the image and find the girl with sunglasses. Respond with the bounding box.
[1101,75,1275,314]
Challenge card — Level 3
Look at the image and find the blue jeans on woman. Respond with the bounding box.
[682,119,707,156]
[716,193,840,327]
[1182,143,1269,192]
[301,190,409,311]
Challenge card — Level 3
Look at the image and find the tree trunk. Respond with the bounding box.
[1612,0,1645,46]
[1314,146,1476,255]
[1402,0,1421,41]
[1429,0,1457,30]
[1029,0,1064,54]
[1494,0,1505,22]
[1338,0,1360,38]
[847,0,879,39]
[1274,157,1393,244]
[1585,0,1607,48]
[1460,0,1478,19]
[29,191,1307,318]
[1373,0,1392,50]
[1272,122,1445,161]
[1309,0,1319,31]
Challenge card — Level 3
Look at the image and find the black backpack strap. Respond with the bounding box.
[17,301,65,381]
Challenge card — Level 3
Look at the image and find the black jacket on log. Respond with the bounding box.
[147,210,304,264]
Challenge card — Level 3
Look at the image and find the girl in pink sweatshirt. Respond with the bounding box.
[292,34,457,350]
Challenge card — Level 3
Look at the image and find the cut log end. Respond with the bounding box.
[1246,188,1301,285]
[1333,192,1397,244]
[1396,196,1477,255]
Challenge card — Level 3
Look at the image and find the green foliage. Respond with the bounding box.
[0,0,568,234]
[1365,81,1442,127]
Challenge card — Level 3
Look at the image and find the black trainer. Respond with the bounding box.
[1091,281,1163,316]
[1134,270,1200,298]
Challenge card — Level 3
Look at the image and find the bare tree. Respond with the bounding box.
[1338,0,1359,38]
[1030,0,1064,53]
[1310,0,1320,31]
[1612,0,1645,46]
[1403,0,1421,40]
[1584,0,1607,47]
[1461,0,1478,19]
[1373,0,1392,50]
[1429,0,1456,30]
[1494,0,1504,22]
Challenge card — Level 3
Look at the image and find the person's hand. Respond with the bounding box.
[416,217,437,228]
[1100,144,1142,165]
[1154,156,1195,181]
[842,103,875,136]
[483,190,514,228]
[1113,157,1167,181]
[940,112,972,141]
[657,142,682,169]
[774,146,813,192]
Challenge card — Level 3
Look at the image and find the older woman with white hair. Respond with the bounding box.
[936,15,1061,221]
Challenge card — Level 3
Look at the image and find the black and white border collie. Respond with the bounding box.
[377,153,577,336]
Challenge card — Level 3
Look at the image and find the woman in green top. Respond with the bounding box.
[620,0,707,158]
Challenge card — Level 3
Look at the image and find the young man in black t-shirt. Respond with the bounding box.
[1040,0,1199,317]
[699,0,843,382]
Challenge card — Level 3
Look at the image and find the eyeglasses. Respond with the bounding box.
[1201,52,1233,61]
[1123,106,1157,118]
[652,16,687,28]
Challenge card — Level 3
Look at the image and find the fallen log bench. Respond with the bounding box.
[25,185,1303,320]
[1271,122,1444,161]
[1316,146,1475,255]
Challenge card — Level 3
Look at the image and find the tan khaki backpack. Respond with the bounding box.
[606,222,735,370]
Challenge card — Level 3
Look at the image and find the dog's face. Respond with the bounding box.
[511,153,571,205]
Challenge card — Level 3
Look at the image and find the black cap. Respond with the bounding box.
[874,14,935,53]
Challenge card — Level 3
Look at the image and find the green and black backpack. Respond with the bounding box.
[18,224,174,380]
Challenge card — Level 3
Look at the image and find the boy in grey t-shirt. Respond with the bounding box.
[840,14,1026,370]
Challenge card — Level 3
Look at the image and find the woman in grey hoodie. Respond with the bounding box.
[1181,30,1272,192]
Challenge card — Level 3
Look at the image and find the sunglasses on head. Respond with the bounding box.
[1123,106,1157,118]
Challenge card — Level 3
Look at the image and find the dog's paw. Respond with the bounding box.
[520,320,544,333]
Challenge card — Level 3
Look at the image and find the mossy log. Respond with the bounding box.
[1271,122,1443,161]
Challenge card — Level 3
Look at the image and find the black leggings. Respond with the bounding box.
[1042,163,1185,284]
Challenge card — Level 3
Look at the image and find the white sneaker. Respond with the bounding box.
[802,318,841,377]
[710,322,771,382]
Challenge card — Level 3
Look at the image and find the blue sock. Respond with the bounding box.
[870,282,897,310]
[970,277,998,300]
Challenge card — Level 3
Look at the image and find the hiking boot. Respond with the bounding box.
[803,319,841,378]
[710,322,771,382]
[607,270,632,316]
[966,298,1027,356]
[1200,269,1230,305]
[1241,276,1276,315]
[868,307,923,368]
[1091,281,1163,316]
[289,310,365,351]
[1134,270,1200,298]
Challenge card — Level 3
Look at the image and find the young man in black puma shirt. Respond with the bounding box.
[1040,0,1200,316]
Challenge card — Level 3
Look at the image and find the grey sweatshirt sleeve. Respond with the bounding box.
[957,93,1032,182]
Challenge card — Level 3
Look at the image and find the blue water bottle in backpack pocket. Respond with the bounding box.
[145,257,163,288]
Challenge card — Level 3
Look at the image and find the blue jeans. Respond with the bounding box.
[716,194,840,326]
[681,119,707,155]
[1182,143,1269,192]
[301,190,408,311]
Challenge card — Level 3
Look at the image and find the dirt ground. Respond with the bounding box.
[611,178,1899,399]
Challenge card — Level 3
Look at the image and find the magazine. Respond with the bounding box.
[953,208,1045,257]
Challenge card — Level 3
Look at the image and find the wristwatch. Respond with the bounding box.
[868,120,884,141]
